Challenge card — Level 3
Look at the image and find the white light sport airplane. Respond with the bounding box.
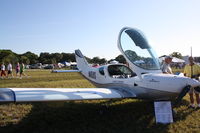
[1,27,200,103]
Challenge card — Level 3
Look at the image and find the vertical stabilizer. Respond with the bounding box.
[75,49,90,76]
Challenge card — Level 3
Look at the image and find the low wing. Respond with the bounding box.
[51,70,81,73]
[0,88,136,102]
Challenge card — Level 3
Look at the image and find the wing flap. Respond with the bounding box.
[0,88,127,102]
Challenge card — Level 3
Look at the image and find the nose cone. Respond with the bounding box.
[143,74,200,94]
[187,78,200,87]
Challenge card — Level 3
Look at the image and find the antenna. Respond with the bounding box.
[190,46,193,78]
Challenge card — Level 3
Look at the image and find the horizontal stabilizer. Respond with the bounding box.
[52,70,81,73]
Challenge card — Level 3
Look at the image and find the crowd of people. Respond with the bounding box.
[0,62,27,79]
[161,56,200,109]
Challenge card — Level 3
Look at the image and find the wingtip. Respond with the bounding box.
[0,88,15,102]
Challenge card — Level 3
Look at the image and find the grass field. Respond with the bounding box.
[0,70,200,133]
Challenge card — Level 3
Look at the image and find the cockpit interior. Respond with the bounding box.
[107,65,136,78]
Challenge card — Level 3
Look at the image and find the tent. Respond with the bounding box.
[172,57,185,63]
[61,61,71,66]
[159,56,185,63]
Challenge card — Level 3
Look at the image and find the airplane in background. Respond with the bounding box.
[1,27,200,103]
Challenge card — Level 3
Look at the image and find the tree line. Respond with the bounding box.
[2,49,196,66]
[0,49,127,65]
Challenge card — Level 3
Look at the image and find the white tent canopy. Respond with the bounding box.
[172,57,185,63]
[159,56,185,63]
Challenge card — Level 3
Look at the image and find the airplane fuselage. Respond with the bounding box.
[74,27,200,101]
[79,63,195,100]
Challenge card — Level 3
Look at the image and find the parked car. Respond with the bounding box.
[44,64,54,69]
[29,63,42,69]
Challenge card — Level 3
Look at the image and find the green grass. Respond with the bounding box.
[0,70,200,133]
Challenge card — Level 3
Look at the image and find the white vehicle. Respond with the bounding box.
[30,63,42,69]
[0,27,200,103]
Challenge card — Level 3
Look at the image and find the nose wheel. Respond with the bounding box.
[173,85,191,106]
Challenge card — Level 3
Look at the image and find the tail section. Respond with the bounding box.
[75,49,90,76]
[75,49,101,84]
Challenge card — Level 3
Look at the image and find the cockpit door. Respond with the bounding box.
[118,27,162,79]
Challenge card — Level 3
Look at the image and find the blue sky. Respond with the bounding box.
[1,0,200,59]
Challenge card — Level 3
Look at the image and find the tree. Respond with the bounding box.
[51,58,57,64]
[51,53,63,63]
[20,56,30,64]
[170,52,183,59]
[60,53,76,62]
[68,53,75,62]
[99,58,107,65]
[115,55,126,64]
[85,56,92,63]
[90,57,107,65]
[39,52,51,64]
[91,57,101,64]
[2,54,19,65]
[0,50,14,59]
[22,51,38,64]
[0,50,19,65]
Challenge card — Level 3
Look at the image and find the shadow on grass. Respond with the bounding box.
[172,99,197,122]
[0,99,194,133]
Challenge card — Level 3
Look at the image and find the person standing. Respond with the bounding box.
[20,63,26,78]
[7,63,13,78]
[161,56,173,74]
[1,63,6,78]
[183,57,200,109]
[16,62,20,77]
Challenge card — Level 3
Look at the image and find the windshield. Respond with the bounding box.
[119,28,161,70]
